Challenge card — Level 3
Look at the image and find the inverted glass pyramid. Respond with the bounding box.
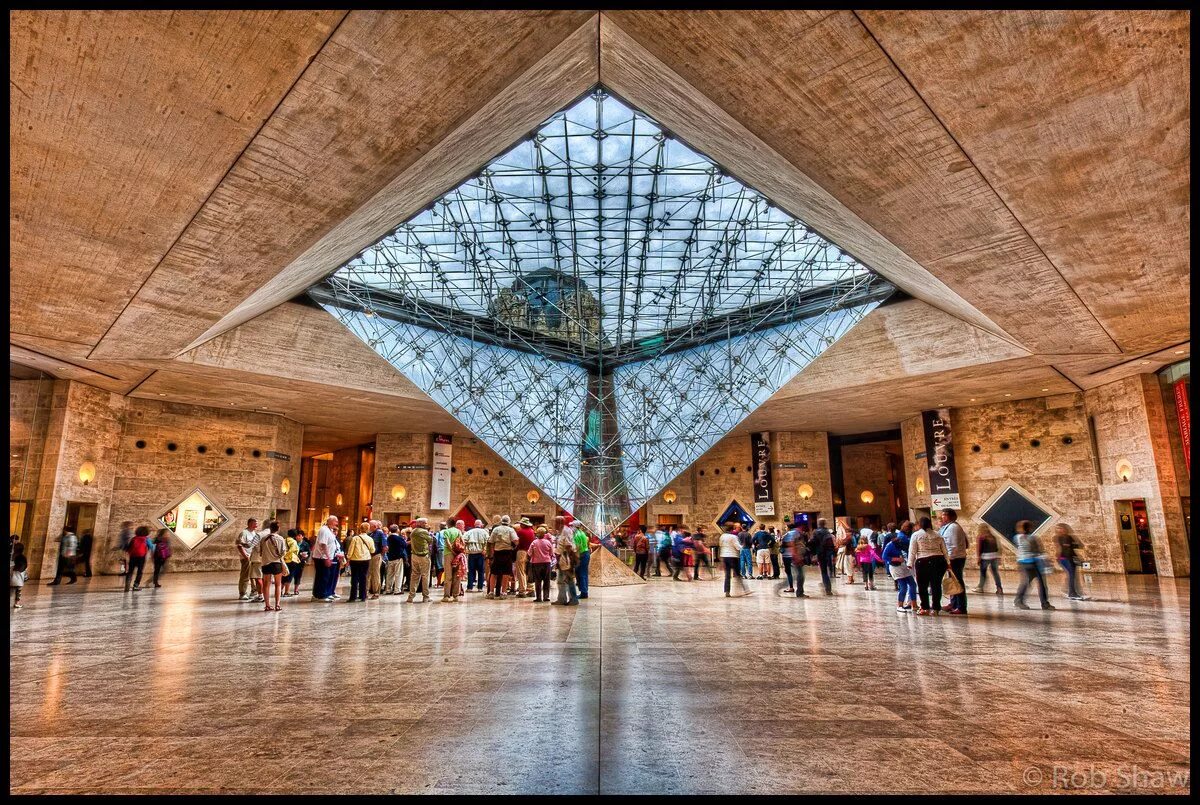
[311,86,893,535]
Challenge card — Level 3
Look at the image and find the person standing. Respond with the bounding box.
[882,533,916,612]
[939,509,969,615]
[973,524,1003,595]
[719,526,751,598]
[407,518,434,603]
[368,520,387,600]
[529,526,554,603]
[441,525,465,603]
[247,522,265,603]
[78,529,94,578]
[385,525,407,595]
[345,525,373,603]
[835,523,855,584]
[486,516,517,599]
[632,526,650,579]
[513,518,535,597]
[46,527,79,586]
[811,519,836,595]
[293,529,311,596]
[854,537,882,591]
[312,515,342,602]
[572,521,591,600]
[463,519,488,593]
[236,518,259,601]
[1013,520,1054,611]
[753,525,772,580]
[1055,523,1087,601]
[151,528,172,588]
[259,522,288,611]
[282,529,301,597]
[10,542,28,609]
[907,516,949,616]
[552,521,579,606]
[769,527,782,579]
[115,521,133,577]
[780,523,800,594]
[737,525,754,579]
[124,526,151,592]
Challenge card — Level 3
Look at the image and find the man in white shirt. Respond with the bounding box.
[939,509,969,615]
[312,515,343,602]
[463,519,489,592]
[236,518,259,601]
[719,528,751,598]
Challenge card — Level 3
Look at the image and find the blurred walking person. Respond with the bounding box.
[1055,523,1087,601]
[1013,520,1055,611]
[973,524,1003,595]
[151,528,171,587]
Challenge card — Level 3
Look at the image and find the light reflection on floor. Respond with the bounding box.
[8,569,1191,794]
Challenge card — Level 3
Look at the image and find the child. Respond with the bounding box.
[854,536,882,591]
[451,539,467,601]
[11,543,28,609]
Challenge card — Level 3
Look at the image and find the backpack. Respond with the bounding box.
[128,535,148,558]
[155,538,172,560]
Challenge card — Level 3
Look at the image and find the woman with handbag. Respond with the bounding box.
[346,525,374,603]
[1054,523,1088,601]
[151,528,172,588]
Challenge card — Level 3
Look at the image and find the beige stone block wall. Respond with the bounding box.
[901,415,931,513]
[840,439,906,525]
[1085,374,1189,577]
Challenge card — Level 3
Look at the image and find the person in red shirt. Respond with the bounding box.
[514,518,537,598]
[632,526,650,579]
[124,525,151,592]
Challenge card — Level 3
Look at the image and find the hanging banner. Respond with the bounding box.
[922,408,961,510]
[430,434,452,510]
[1173,379,1190,473]
[750,432,775,516]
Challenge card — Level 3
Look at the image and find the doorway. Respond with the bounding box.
[1114,499,1157,574]
[64,501,98,539]
[520,514,546,527]
[383,511,412,528]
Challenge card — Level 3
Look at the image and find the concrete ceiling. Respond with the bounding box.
[9,10,1189,447]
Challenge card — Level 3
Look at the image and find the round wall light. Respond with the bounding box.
[78,461,96,486]
[860,489,875,505]
[392,484,407,502]
[335,493,344,507]
[1116,459,1134,483]
[797,483,814,501]
[662,489,678,504]
[280,478,291,495]
[527,489,541,504]
[915,477,926,494]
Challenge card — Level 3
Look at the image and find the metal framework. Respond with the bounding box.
[312,86,894,536]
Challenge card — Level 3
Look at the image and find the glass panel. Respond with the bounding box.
[158,489,230,550]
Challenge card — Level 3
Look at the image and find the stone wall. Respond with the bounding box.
[901,415,931,513]
[1084,374,1189,577]
[840,440,906,525]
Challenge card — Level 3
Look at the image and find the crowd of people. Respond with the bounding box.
[11,507,1089,614]
[231,513,600,610]
[621,508,1088,612]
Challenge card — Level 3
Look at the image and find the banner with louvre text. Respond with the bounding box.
[922,409,961,510]
[751,432,775,516]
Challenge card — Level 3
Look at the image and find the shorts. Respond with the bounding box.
[756,549,770,564]
[261,562,284,576]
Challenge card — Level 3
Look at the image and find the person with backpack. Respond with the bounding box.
[882,532,916,613]
[124,526,151,592]
[780,522,809,597]
[552,519,579,606]
[1013,520,1055,611]
[151,528,172,587]
[691,528,713,580]
[753,525,773,580]
[655,528,673,577]
[811,519,836,595]
[631,526,650,579]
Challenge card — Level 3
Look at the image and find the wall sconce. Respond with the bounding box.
[335,493,344,507]
[915,477,926,494]
[860,489,875,504]
[526,489,541,504]
[797,483,814,501]
[391,484,407,502]
[662,489,677,504]
[1116,459,1134,483]
[78,461,96,486]
[280,478,291,495]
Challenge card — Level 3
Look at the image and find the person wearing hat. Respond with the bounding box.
[440,521,465,603]
[514,517,537,598]
[406,518,434,603]
[528,525,555,602]
[487,515,518,599]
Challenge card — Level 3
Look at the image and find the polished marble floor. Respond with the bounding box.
[8,567,1191,794]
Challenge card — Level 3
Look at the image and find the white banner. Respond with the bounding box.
[430,434,452,510]
[754,501,776,516]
